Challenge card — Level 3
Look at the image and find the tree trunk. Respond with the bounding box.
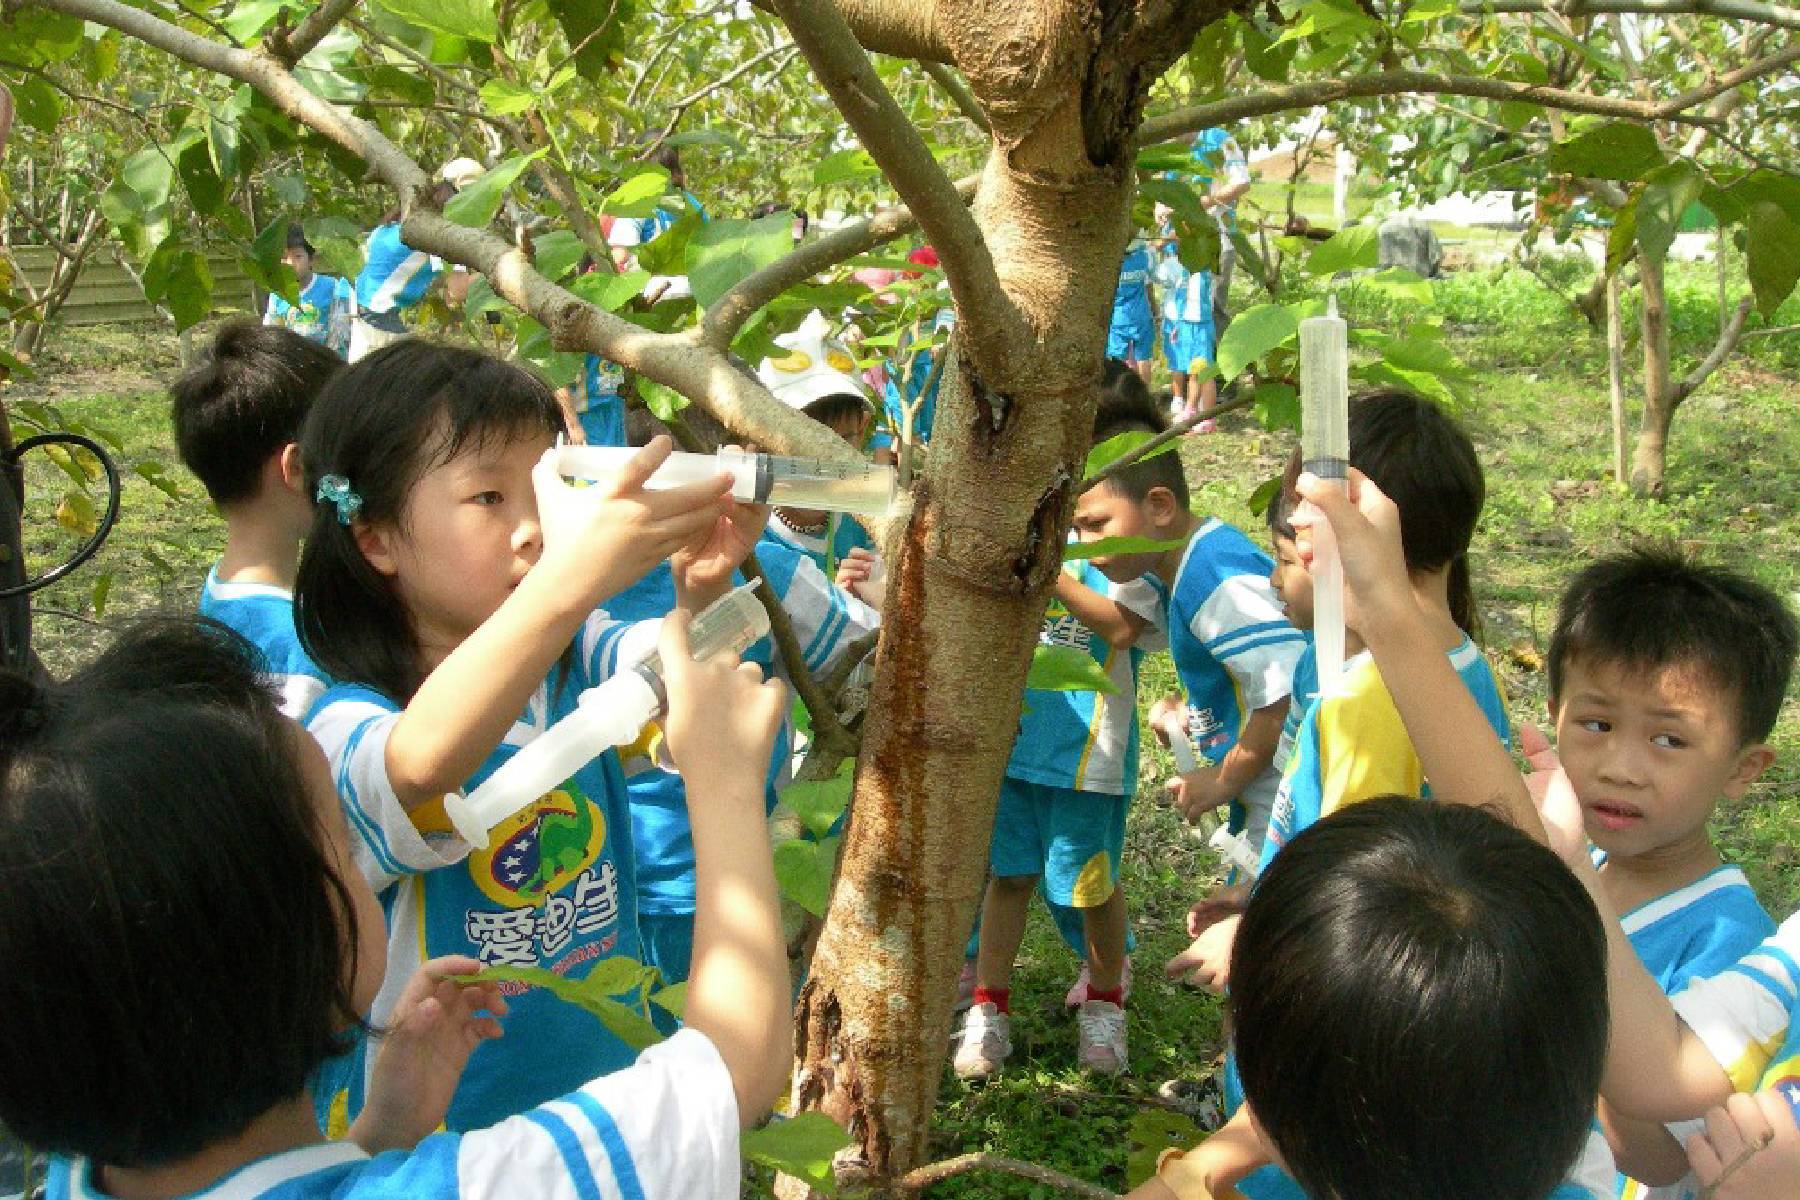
[1631,252,1672,496]
[1606,273,1626,485]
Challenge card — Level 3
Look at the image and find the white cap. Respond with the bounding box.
[757,324,874,413]
[440,157,486,189]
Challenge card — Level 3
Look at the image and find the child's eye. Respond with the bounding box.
[1652,733,1687,750]
[1578,719,1611,734]
[470,490,504,506]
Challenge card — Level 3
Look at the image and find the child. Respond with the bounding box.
[0,613,791,1200]
[1547,550,1786,1197]
[1108,233,1156,386]
[952,364,1168,1080]
[349,183,454,362]
[265,224,351,357]
[755,326,879,576]
[171,320,341,718]
[1072,374,1304,856]
[1151,213,1218,429]
[294,340,762,1130]
[1264,494,1318,777]
[557,355,628,448]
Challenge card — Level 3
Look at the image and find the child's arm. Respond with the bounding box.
[1686,1090,1800,1200]
[1601,1103,1695,1188]
[1124,1107,1265,1199]
[1296,470,1739,1122]
[1166,700,1283,822]
[671,497,770,615]
[385,439,732,810]
[658,612,793,1125]
[836,546,886,611]
[1052,567,1149,650]
[555,385,587,445]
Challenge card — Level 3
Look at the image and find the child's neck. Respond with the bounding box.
[216,505,302,591]
[99,1094,322,1199]
[1600,827,1723,914]
[1404,565,1464,652]
[1151,510,1203,587]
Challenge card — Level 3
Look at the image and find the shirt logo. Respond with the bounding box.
[470,785,607,907]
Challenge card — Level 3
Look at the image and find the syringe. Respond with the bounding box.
[1158,708,1200,776]
[1299,296,1350,696]
[444,582,772,848]
[1207,826,1261,880]
[558,445,896,518]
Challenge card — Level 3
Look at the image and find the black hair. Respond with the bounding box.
[285,222,315,257]
[1089,358,1190,510]
[294,340,563,702]
[170,319,345,507]
[750,202,808,236]
[1548,546,1798,745]
[0,618,364,1166]
[803,393,871,439]
[644,141,684,188]
[1283,388,1485,636]
[1264,486,1295,543]
[1233,798,1607,1200]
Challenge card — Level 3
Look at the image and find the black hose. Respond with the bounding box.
[0,432,123,598]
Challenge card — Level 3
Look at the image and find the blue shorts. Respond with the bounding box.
[989,777,1126,908]
[1107,314,1155,361]
[1163,318,1215,376]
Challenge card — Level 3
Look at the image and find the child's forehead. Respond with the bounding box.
[1560,652,1736,715]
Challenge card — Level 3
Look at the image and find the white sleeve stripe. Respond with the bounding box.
[524,1106,628,1200]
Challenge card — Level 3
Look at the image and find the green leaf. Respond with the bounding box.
[1360,268,1434,305]
[444,151,544,228]
[649,981,686,1019]
[1548,122,1664,183]
[1496,100,1540,133]
[1636,162,1702,264]
[684,215,793,311]
[209,95,248,181]
[547,0,637,78]
[472,963,664,1051]
[1126,1109,1206,1188]
[813,149,880,188]
[1605,197,1639,276]
[1745,201,1800,319]
[1027,644,1119,695]
[1085,428,1180,478]
[135,461,183,502]
[1214,302,1301,382]
[479,78,537,116]
[221,0,287,40]
[1304,224,1379,275]
[1253,380,1301,431]
[1247,474,1283,517]
[376,0,497,42]
[11,78,62,133]
[0,9,83,65]
[779,760,855,839]
[569,269,652,312]
[178,140,227,216]
[1241,17,1297,81]
[602,167,671,218]
[119,147,175,213]
[55,490,97,538]
[1062,535,1186,561]
[164,251,214,331]
[774,836,838,917]
[742,1113,853,1195]
[532,230,587,282]
[637,378,689,421]
[90,572,113,619]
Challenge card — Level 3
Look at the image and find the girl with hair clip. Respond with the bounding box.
[292,339,764,1132]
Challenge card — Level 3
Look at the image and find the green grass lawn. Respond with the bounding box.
[7,258,1797,1197]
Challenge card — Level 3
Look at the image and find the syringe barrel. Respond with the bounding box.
[1299,299,1350,477]
[1161,711,1200,775]
[631,580,772,705]
[716,447,896,517]
[1208,825,1262,879]
[557,446,759,504]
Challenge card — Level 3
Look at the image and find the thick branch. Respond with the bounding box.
[754,0,951,62]
[1658,41,1800,115]
[898,1154,1118,1199]
[1139,70,1724,146]
[1465,0,1800,30]
[770,0,1021,367]
[702,175,978,348]
[1670,295,1754,406]
[922,61,988,132]
[269,0,360,65]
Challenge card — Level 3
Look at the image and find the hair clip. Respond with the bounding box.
[315,474,363,526]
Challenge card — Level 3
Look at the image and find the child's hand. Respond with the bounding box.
[1166,767,1230,823]
[658,608,787,796]
[1148,695,1184,749]
[1517,727,1590,869]
[1686,1089,1800,1200]
[349,956,507,1154]
[1186,885,1247,938]
[673,502,770,609]
[1292,468,1415,632]
[531,437,732,607]
[836,547,886,607]
[1166,913,1242,994]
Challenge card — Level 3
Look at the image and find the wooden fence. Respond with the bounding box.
[8,243,258,327]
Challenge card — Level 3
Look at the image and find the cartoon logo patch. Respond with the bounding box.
[470,786,606,907]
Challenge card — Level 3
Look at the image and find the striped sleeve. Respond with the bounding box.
[579,609,663,686]
[455,1028,740,1200]
[1671,917,1800,1092]
[306,694,473,893]
[762,549,882,676]
[1110,573,1168,652]
[1186,573,1304,710]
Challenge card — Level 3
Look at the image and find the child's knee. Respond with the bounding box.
[989,873,1039,897]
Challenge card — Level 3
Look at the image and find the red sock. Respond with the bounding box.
[1087,986,1125,1007]
[972,986,1010,1014]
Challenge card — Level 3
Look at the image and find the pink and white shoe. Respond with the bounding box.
[1063,958,1133,1009]
[1077,999,1128,1075]
[1197,418,1218,434]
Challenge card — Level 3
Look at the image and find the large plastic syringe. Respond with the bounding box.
[1299,297,1350,696]
[444,582,772,848]
[558,445,896,518]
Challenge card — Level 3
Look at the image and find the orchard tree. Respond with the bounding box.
[4,0,1796,1192]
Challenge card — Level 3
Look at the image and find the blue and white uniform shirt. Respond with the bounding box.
[1165,519,1306,829]
[574,355,628,448]
[354,223,441,315]
[305,612,661,1131]
[1007,560,1167,796]
[760,512,876,580]
[199,568,330,719]
[264,273,346,347]
[1190,127,1251,226]
[1154,244,1214,327]
[48,1028,744,1200]
[875,305,956,451]
[1272,641,1317,777]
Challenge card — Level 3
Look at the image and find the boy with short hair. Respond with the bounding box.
[171,319,340,718]
[1547,548,1790,1197]
[264,224,351,357]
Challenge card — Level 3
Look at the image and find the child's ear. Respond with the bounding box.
[1723,743,1776,799]
[1148,485,1181,527]
[278,443,305,496]
[354,521,400,578]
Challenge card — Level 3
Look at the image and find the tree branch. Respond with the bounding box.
[1656,41,1800,115]
[701,175,978,348]
[268,0,360,66]
[640,42,802,158]
[1078,388,1261,494]
[754,0,951,63]
[1464,0,1800,31]
[922,61,988,132]
[769,0,1021,369]
[1670,295,1754,406]
[1138,70,1725,146]
[898,1153,1118,1199]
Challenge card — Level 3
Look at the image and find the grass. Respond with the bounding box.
[6,257,1798,1197]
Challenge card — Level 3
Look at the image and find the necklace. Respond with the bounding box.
[778,510,828,537]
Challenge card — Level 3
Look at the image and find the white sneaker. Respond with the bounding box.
[1077,999,1128,1075]
[1063,958,1134,1009]
[953,1002,1012,1079]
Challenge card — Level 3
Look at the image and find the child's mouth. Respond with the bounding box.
[1589,801,1645,832]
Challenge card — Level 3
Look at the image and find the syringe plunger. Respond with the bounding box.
[1299,296,1350,695]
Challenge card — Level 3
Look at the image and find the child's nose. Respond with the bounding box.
[1598,741,1646,786]
[515,500,543,559]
